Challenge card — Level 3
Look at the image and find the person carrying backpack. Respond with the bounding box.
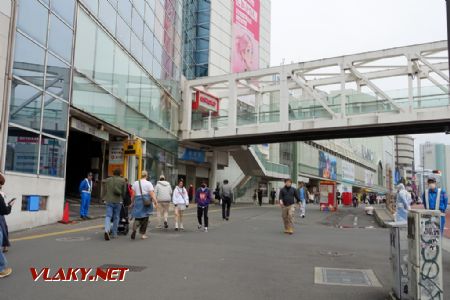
[196,182,211,232]
[220,180,233,221]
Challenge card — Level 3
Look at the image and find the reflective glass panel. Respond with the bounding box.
[5,127,40,174]
[116,15,131,49]
[130,31,143,61]
[42,95,68,138]
[82,0,99,16]
[74,11,96,78]
[113,45,129,99]
[17,0,48,46]
[46,53,71,100]
[39,136,66,177]
[99,0,117,34]
[131,8,144,38]
[94,29,115,91]
[9,79,42,131]
[51,0,75,26]
[48,14,73,62]
[118,0,132,25]
[13,33,46,88]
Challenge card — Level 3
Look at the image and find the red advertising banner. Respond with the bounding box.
[232,0,260,73]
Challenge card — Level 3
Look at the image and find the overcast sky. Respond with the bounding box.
[270,0,446,64]
[270,0,450,165]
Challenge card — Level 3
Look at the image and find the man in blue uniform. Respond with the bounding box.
[422,176,448,234]
[79,172,93,220]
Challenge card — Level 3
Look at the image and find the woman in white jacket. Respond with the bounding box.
[172,179,189,231]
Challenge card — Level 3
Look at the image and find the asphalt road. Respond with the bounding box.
[1,205,449,300]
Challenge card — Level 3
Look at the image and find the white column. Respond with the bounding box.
[209,150,218,192]
[228,78,237,130]
[279,68,289,122]
[340,64,347,117]
[181,83,193,133]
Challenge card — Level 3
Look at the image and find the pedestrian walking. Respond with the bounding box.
[279,179,300,234]
[253,189,257,206]
[102,169,126,241]
[257,188,263,206]
[188,184,194,203]
[172,179,189,231]
[196,182,211,232]
[270,188,276,205]
[422,176,448,235]
[220,180,233,221]
[395,184,411,222]
[0,178,11,253]
[155,175,172,229]
[0,173,13,278]
[79,172,93,220]
[298,182,306,218]
[131,171,158,240]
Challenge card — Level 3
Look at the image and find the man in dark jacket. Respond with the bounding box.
[279,179,300,234]
[0,173,12,278]
[196,182,211,232]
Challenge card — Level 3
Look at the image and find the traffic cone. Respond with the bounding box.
[58,202,72,224]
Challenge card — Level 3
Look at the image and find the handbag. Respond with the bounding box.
[138,180,152,207]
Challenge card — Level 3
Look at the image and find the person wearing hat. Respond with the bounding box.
[155,175,172,229]
[423,176,448,234]
[79,172,94,220]
[0,173,13,278]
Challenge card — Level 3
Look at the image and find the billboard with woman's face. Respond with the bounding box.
[231,0,260,73]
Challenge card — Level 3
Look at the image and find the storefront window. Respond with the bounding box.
[39,137,66,177]
[5,127,40,174]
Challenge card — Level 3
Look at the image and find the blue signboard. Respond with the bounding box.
[179,148,205,163]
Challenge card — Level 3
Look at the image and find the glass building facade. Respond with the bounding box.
[5,0,183,181]
[182,0,211,79]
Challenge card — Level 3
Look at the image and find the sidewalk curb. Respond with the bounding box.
[373,208,394,228]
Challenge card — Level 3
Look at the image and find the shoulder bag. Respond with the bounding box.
[139,180,152,207]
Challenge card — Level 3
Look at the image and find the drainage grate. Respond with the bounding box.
[97,264,147,272]
[314,267,382,287]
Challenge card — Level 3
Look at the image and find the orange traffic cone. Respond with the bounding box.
[58,202,72,224]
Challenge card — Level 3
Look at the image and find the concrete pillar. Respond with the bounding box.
[209,150,218,192]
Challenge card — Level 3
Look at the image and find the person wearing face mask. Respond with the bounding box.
[196,181,211,232]
[423,176,448,234]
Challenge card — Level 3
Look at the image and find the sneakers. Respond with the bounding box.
[197,224,202,230]
[175,227,179,231]
[141,234,149,240]
[0,267,12,278]
[180,225,184,231]
[301,215,305,219]
[204,227,208,232]
[164,221,168,229]
[131,231,136,240]
[156,225,162,229]
[104,232,110,241]
[225,217,229,221]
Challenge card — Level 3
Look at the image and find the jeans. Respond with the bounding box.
[197,206,209,227]
[0,230,6,272]
[299,198,306,216]
[105,203,121,237]
[80,192,91,217]
[222,197,231,219]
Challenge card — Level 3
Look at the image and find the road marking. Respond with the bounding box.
[353,216,358,227]
[10,206,254,242]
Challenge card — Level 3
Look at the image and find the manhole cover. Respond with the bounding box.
[314,267,382,287]
[56,236,91,242]
[318,250,354,257]
[97,264,147,272]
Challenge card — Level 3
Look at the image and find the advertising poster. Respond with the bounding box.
[365,170,375,187]
[319,151,337,180]
[342,160,355,183]
[108,141,124,176]
[231,0,260,73]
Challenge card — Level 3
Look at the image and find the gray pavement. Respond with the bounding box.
[1,205,449,300]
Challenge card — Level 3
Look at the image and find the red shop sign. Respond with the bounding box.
[193,90,220,115]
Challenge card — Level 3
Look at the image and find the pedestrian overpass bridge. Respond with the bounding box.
[180,41,450,148]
